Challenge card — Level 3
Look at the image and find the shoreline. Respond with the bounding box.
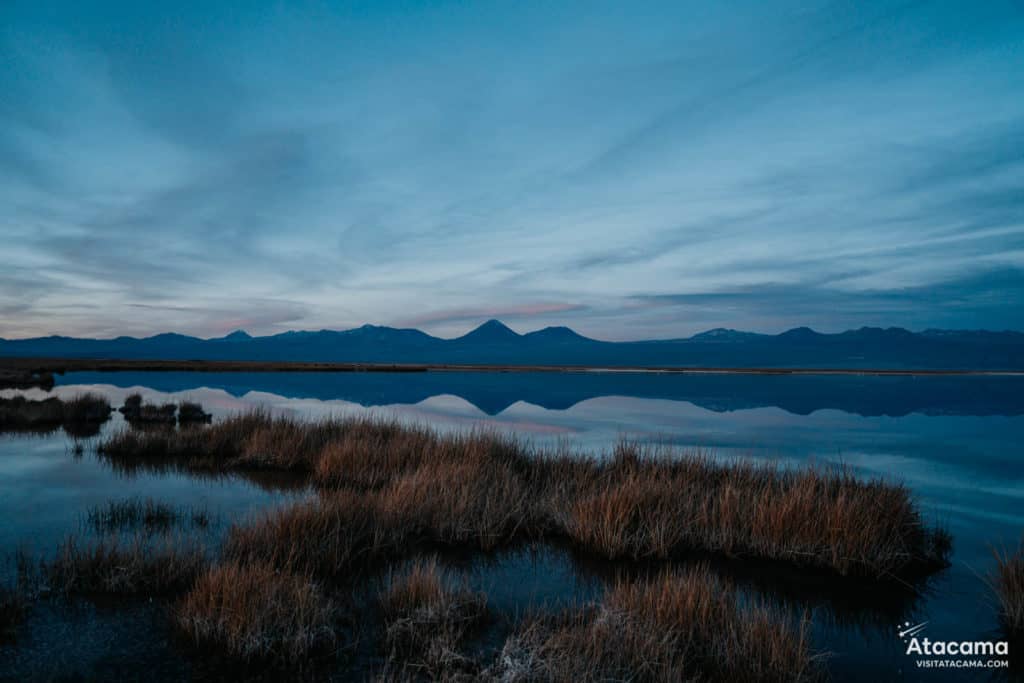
[0,357,1022,377]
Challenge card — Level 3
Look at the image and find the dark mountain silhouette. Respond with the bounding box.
[215,330,252,342]
[456,319,520,343]
[688,328,761,343]
[523,326,594,343]
[1,321,1022,370]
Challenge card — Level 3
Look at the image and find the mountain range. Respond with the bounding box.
[1,320,1022,370]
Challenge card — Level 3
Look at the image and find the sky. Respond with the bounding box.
[1,0,1022,341]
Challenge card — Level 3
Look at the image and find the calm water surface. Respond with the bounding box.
[1,370,1021,681]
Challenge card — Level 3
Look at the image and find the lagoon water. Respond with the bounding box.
[2,370,1022,680]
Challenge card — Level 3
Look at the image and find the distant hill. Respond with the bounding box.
[1,320,1022,370]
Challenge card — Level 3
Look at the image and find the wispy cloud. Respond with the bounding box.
[1,0,1022,338]
[629,267,1024,333]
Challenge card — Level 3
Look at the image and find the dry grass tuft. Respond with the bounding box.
[380,557,488,678]
[378,441,534,550]
[487,566,821,683]
[99,410,269,467]
[176,562,335,663]
[993,538,1024,635]
[313,425,434,490]
[563,444,948,578]
[100,411,949,580]
[223,491,401,578]
[47,534,207,595]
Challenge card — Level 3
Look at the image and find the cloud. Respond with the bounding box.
[0,0,1022,339]
[894,120,1024,195]
[630,267,1024,332]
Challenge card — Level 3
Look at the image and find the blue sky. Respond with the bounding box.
[1,0,1022,340]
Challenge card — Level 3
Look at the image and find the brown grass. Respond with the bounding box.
[378,434,536,550]
[102,412,411,470]
[993,538,1024,635]
[488,566,821,683]
[223,450,533,584]
[380,557,488,678]
[564,444,950,578]
[100,411,949,580]
[99,410,270,465]
[313,425,434,489]
[223,491,402,578]
[176,562,335,663]
[47,534,207,595]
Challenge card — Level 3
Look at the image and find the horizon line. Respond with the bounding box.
[2,319,1023,344]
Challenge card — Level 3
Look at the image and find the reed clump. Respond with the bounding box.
[487,567,821,683]
[120,392,215,426]
[993,538,1024,636]
[563,445,950,578]
[380,557,488,677]
[224,443,537,583]
[176,562,335,663]
[100,411,950,580]
[117,394,211,426]
[313,425,435,489]
[119,392,177,424]
[47,534,207,595]
[377,433,536,550]
[102,411,400,470]
[63,393,115,423]
[0,368,54,390]
[223,491,402,578]
[0,393,111,431]
[177,401,212,424]
[99,410,270,466]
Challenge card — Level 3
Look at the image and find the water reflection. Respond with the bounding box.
[0,417,305,557]
[51,369,1024,417]
[26,373,1024,535]
[0,370,1021,680]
